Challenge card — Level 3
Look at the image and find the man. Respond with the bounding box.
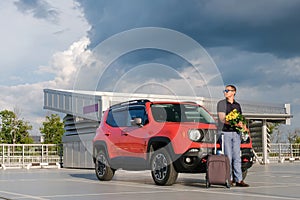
[217,84,249,187]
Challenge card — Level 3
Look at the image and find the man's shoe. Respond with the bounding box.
[236,181,249,187]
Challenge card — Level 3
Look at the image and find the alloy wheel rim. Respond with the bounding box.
[152,153,168,181]
[96,154,107,176]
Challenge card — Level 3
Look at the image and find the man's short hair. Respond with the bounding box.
[226,84,236,91]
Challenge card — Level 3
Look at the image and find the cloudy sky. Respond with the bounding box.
[1,0,300,135]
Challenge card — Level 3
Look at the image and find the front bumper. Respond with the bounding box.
[173,147,254,173]
[173,148,213,173]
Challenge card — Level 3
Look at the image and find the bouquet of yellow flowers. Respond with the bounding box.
[225,109,248,134]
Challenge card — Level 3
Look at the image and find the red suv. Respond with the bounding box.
[93,99,253,185]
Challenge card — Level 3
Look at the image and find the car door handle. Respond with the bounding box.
[105,132,111,136]
[121,132,128,136]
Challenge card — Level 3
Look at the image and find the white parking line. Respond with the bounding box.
[0,190,49,200]
[63,178,300,200]
[41,190,173,199]
[34,184,300,200]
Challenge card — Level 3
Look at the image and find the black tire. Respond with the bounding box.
[150,148,178,186]
[242,169,248,180]
[95,150,115,181]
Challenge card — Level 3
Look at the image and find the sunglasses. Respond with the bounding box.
[223,89,235,93]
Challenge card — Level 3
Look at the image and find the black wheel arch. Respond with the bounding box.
[93,141,109,163]
[147,137,176,162]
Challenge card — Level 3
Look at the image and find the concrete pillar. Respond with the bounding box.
[262,120,269,164]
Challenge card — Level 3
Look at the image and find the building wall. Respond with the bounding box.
[62,114,99,168]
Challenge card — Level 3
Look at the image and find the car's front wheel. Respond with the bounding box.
[150,148,178,186]
[95,150,115,181]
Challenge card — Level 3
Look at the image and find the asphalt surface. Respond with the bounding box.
[0,162,299,200]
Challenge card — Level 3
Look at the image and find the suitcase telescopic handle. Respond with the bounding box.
[214,133,217,155]
[215,133,224,155]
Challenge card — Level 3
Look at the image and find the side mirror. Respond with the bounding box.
[131,118,143,127]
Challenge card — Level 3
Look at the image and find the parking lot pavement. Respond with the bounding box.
[0,162,299,200]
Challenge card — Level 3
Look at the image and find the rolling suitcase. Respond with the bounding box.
[205,134,231,188]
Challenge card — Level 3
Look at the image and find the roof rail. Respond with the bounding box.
[110,99,150,109]
[182,101,198,104]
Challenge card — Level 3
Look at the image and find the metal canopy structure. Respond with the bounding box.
[43,88,292,167]
[44,88,291,123]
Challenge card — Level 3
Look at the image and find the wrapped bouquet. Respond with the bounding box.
[225,109,249,134]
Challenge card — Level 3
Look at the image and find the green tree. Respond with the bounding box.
[0,109,33,144]
[289,128,300,144]
[267,122,281,143]
[295,136,300,143]
[40,114,65,144]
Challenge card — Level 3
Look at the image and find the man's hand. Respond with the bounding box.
[237,121,244,128]
[237,121,249,133]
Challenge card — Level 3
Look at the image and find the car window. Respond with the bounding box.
[106,105,147,127]
[184,105,215,124]
[151,104,180,122]
[106,108,130,127]
[129,106,148,125]
[151,103,215,124]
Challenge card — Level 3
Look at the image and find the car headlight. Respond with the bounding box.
[241,132,250,143]
[188,129,204,142]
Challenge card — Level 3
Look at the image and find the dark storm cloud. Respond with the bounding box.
[95,49,191,91]
[14,0,59,23]
[75,0,300,58]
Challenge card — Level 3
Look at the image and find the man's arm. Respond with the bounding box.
[218,112,226,124]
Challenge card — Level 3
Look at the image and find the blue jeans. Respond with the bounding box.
[220,131,242,182]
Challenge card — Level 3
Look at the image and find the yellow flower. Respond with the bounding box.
[225,109,248,133]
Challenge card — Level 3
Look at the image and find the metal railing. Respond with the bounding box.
[0,144,62,169]
[254,143,300,163]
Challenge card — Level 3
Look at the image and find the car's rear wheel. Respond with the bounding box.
[95,150,115,181]
[150,148,178,186]
[242,169,248,180]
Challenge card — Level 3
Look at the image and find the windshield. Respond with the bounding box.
[151,103,215,124]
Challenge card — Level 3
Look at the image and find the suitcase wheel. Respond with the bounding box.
[225,180,231,188]
[205,180,210,188]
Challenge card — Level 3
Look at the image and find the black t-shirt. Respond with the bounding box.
[217,99,242,132]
